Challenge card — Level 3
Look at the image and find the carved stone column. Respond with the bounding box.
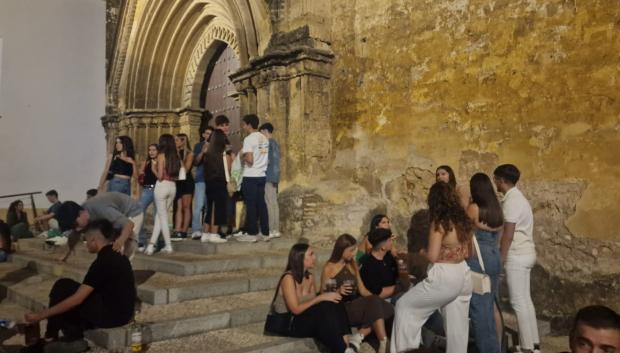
[178,108,204,145]
[231,26,334,180]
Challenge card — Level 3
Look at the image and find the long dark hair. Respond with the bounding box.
[176,133,191,154]
[114,136,135,159]
[470,173,503,228]
[158,134,181,178]
[328,234,357,263]
[285,243,311,284]
[147,143,158,160]
[204,130,228,177]
[436,165,457,188]
[428,182,472,244]
[369,214,387,233]
[8,200,24,215]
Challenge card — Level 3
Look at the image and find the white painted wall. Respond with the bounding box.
[0,0,106,208]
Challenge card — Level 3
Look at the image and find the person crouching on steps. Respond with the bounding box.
[24,220,136,353]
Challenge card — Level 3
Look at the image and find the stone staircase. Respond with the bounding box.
[0,237,324,353]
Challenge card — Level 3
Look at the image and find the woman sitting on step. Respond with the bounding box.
[271,243,358,353]
[322,234,394,353]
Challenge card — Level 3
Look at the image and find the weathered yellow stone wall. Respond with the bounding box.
[328,0,619,239]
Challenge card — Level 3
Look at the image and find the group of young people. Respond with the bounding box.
[271,163,544,353]
[86,113,281,256]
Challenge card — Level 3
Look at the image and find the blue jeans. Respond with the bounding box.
[138,187,155,246]
[240,177,269,236]
[0,250,8,262]
[466,230,502,353]
[108,176,131,195]
[191,182,206,233]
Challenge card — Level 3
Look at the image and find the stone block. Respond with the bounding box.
[137,285,168,305]
[229,305,269,327]
[143,312,230,342]
[249,276,280,292]
[229,338,319,353]
[170,278,249,303]
[85,326,127,350]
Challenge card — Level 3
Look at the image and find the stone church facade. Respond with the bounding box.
[105,0,619,323]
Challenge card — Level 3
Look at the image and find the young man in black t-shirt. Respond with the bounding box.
[359,228,399,301]
[24,220,136,353]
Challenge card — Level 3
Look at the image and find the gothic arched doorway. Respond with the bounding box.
[200,42,241,151]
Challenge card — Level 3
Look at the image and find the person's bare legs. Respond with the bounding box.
[372,318,387,340]
[181,194,192,232]
[494,301,503,348]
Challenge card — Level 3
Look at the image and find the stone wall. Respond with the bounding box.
[278,0,620,320]
[106,0,620,321]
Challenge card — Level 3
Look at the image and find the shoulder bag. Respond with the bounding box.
[470,236,492,295]
[263,273,293,336]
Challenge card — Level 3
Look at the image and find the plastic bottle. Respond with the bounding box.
[129,320,142,353]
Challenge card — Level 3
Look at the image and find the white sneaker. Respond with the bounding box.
[257,234,270,242]
[348,333,364,351]
[208,233,227,243]
[269,231,281,238]
[200,232,210,243]
[191,231,202,240]
[236,235,257,243]
[231,230,247,238]
[160,245,173,254]
[137,246,145,253]
[144,244,155,256]
[49,236,68,246]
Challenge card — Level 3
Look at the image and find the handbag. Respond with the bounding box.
[470,236,492,295]
[178,166,187,181]
[223,152,237,196]
[263,273,293,336]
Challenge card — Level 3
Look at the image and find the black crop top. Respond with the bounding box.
[109,156,133,177]
[143,160,157,185]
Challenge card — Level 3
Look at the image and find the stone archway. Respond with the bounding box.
[105,0,272,155]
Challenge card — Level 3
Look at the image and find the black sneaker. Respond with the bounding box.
[170,232,184,242]
[43,339,89,353]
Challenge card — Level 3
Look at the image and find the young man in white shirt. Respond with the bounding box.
[237,114,270,242]
[494,164,540,353]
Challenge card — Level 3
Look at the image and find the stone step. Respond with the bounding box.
[16,237,297,257]
[171,237,297,255]
[2,274,276,350]
[12,244,331,278]
[86,323,319,353]
[10,247,289,277]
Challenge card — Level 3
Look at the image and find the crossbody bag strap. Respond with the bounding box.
[269,272,291,312]
[472,236,487,274]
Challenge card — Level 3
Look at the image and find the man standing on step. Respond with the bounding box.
[56,192,143,261]
[494,164,540,353]
[24,220,136,353]
[259,122,281,239]
[236,114,269,243]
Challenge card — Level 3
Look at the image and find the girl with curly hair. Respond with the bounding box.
[391,182,473,353]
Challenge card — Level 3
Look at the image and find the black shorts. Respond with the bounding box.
[175,178,195,198]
